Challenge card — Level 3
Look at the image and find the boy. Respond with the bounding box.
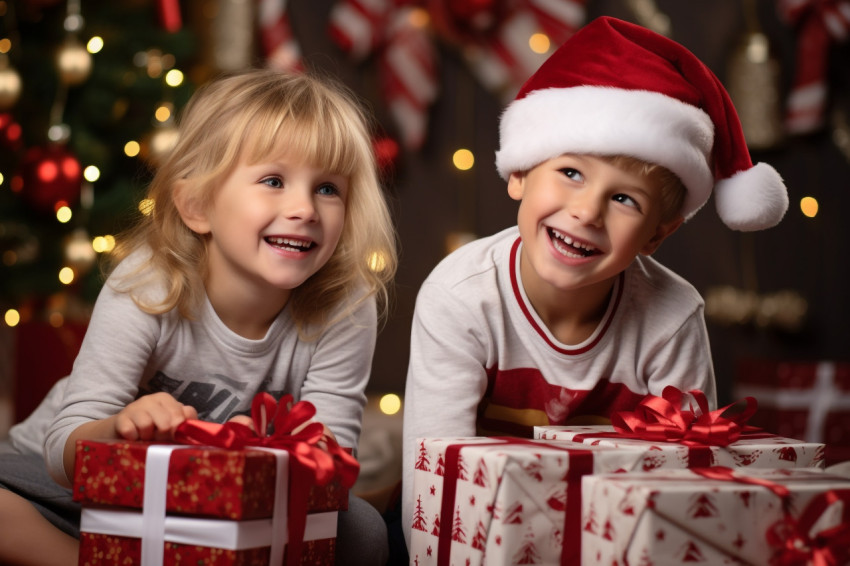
[401,16,789,547]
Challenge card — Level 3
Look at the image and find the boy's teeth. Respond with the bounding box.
[549,228,597,254]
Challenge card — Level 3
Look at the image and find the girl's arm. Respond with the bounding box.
[60,392,198,482]
[297,293,378,451]
[43,274,176,486]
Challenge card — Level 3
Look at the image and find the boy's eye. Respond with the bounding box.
[316,183,340,196]
[560,168,584,182]
[613,193,640,210]
[261,176,283,189]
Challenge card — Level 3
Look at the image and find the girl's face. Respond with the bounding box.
[187,150,348,307]
[508,153,681,301]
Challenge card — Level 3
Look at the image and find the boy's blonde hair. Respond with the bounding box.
[603,155,686,223]
[108,69,397,337]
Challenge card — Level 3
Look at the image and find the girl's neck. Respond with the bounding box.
[205,277,291,340]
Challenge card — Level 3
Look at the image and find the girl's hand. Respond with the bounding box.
[113,392,198,441]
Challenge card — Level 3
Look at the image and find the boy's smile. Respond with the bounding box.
[509,153,682,321]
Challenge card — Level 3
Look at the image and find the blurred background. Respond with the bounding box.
[1,0,849,495]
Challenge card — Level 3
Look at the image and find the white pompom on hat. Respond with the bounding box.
[495,16,789,231]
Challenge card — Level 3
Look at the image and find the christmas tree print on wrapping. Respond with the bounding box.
[415,440,430,472]
[412,495,428,532]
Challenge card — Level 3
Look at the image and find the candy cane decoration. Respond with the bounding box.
[778,0,850,133]
[258,0,303,72]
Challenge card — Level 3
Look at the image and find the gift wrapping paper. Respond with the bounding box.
[73,440,346,565]
[581,468,850,566]
[534,425,826,470]
[735,359,850,465]
[409,436,695,566]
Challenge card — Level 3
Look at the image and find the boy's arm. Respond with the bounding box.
[645,307,717,408]
[401,281,490,548]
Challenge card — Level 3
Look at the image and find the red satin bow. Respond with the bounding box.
[174,393,360,565]
[695,468,850,566]
[175,393,359,487]
[611,386,758,446]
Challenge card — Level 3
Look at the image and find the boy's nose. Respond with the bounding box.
[569,191,604,227]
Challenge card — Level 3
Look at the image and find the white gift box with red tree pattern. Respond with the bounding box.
[534,425,826,470]
[409,436,750,566]
[581,468,850,566]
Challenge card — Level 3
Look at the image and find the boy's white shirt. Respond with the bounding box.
[401,225,716,546]
[9,250,376,486]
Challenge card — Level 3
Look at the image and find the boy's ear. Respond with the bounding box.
[640,215,684,255]
[507,172,526,201]
[173,180,211,235]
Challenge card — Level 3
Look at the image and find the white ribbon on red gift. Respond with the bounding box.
[80,444,338,565]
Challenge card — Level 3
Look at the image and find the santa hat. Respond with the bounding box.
[495,16,788,231]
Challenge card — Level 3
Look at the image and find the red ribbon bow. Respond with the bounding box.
[695,468,850,566]
[611,386,758,446]
[174,393,359,565]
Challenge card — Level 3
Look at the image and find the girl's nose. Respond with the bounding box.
[284,187,318,222]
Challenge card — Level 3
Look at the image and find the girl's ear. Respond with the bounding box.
[507,172,526,201]
[640,215,684,255]
[173,180,211,235]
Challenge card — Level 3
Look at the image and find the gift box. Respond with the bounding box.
[409,436,708,566]
[72,393,359,566]
[582,467,850,565]
[534,425,826,470]
[74,440,346,565]
[735,359,850,465]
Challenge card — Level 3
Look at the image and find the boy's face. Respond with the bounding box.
[508,153,682,299]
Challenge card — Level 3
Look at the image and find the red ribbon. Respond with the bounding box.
[611,386,758,447]
[437,438,593,566]
[693,467,850,566]
[174,393,359,566]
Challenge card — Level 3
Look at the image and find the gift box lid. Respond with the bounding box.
[73,439,347,520]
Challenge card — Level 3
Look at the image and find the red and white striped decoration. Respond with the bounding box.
[258,0,303,72]
[778,0,850,134]
[329,0,587,148]
[330,1,438,149]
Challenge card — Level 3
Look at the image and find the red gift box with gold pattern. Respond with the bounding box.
[73,440,346,565]
[72,393,359,566]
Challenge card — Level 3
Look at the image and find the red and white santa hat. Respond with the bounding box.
[495,16,788,231]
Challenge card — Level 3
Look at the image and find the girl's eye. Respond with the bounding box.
[316,183,340,196]
[613,193,640,210]
[261,176,283,189]
[560,168,584,182]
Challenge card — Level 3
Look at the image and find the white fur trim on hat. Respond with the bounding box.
[714,163,788,231]
[495,85,716,220]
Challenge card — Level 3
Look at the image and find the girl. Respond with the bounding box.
[0,68,397,565]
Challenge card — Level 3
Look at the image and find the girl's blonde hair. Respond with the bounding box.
[108,69,397,337]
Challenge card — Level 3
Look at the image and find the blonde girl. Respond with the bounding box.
[0,69,397,566]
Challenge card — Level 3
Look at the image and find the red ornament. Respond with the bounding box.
[373,135,400,174]
[428,0,513,45]
[0,113,23,152]
[15,144,83,213]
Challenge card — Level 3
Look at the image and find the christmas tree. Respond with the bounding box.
[0,0,196,323]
